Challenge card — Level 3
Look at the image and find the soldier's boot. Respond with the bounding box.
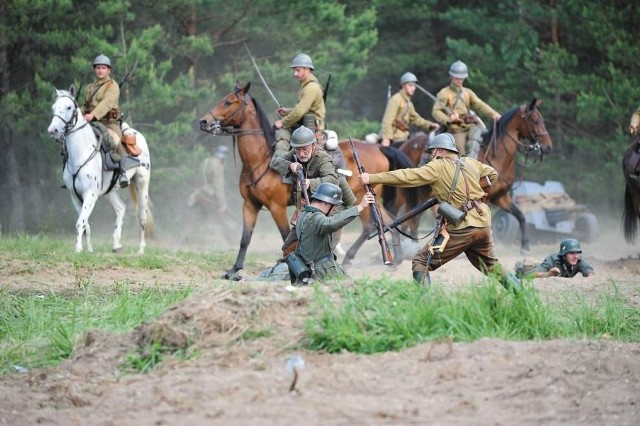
[413,270,430,287]
[500,271,522,293]
[118,160,129,188]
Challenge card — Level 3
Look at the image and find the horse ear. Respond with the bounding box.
[69,85,76,98]
[243,82,251,94]
[529,98,537,110]
[536,98,543,108]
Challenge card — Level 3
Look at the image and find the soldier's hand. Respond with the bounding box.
[357,192,376,212]
[380,138,391,147]
[274,119,283,129]
[358,172,370,185]
[84,113,95,122]
[289,162,301,173]
[548,267,561,277]
[276,107,288,117]
[630,124,638,135]
[429,123,440,131]
[449,112,459,122]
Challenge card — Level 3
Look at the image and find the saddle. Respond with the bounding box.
[89,123,140,172]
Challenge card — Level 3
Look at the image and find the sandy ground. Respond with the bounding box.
[1,216,639,425]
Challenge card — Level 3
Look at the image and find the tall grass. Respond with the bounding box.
[305,278,640,354]
[0,283,194,374]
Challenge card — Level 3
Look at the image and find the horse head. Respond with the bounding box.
[199,81,252,134]
[48,85,82,140]
[519,98,553,156]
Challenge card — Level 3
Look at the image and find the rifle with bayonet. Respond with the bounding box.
[367,197,438,240]
[350,137,393,265]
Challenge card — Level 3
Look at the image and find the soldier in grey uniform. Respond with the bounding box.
[292,183,374,282]
[529,238,595,278]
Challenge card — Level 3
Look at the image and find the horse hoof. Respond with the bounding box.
[113,246,123,253]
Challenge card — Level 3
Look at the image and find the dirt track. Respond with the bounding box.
[1,226,639,425]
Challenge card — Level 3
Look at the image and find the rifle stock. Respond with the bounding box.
[296,167,311,206]
[367,197,438,240]
[349,137,393,265]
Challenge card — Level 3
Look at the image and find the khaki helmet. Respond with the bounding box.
[559,238,582,256]
[290,53,315,70]
[311,182,343,205]
[400,72,418,85]
[93,54,112,68]
[449,60,468,79]
[426,132,458,153]
[290,125,317,148]
[213,145,229,159]
[324,130,339,150]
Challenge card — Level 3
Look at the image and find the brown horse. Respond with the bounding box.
[479,98,553,252]
[622,137,640,243]
[199,82,414,278]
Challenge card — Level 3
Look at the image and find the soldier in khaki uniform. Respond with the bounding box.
[81,54,129,187]
[380,72,438,147]
[432,60,501,158]
[273,53,326,158]
[271,126,356,256]
[358,133,520,289]
[629,106,640,135]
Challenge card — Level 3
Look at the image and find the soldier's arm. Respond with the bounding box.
[468,89,500,120]
[479,162,499,185]
[269,150,296,176]
[431,89,451,125]
[408,105,438,131]
[282,84,323,128]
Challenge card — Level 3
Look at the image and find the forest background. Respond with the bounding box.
[1,0,638,237]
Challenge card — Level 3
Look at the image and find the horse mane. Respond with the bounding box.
[251,97,276,147]
[481,106,519,145]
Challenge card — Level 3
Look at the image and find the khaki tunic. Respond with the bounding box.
[381,90,436,141]
[81,76,121,137]
[281,74,325,130]
[368,153,498,230]
[432,84,500,133]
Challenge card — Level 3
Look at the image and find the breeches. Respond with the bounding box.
[412,226,499,274]
[452,131,469,155]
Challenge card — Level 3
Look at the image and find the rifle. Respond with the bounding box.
[367,197,438,240]
[349,137,393,265]
[295,167,310,206]
[422,216,450,286]
[323,73,331,103]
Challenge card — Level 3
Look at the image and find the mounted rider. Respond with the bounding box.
[273,53,326,158]
[432,60,501,158]
[380,72,438,147]
[80,54,129,187]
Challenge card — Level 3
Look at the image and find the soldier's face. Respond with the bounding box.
[403,82,416,96]
[451,77,465,87]
[294,142,316,162]
[94,65,111,79]
[564,252,580,265]
[293,67,310,81]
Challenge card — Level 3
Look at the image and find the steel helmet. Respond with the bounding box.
[324,130,339,150]
[449,60,468,79]
[93,54,112,68]
[400,72,418,85]
[426,132,458,153]
[290,125,317,148]
[290,53,315,70]
[311,182,343,205]
[559,238,582,256]
[213,145,229,159]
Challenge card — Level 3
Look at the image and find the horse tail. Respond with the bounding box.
[129,185,155,238]
[623,183,637,243]
[379,146,419,210]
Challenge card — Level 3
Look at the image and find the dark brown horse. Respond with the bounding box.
[479,98,553,252]
[199,82,414,278]
[622,137,640,243]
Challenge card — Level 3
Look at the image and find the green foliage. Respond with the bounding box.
[304,278,640,354]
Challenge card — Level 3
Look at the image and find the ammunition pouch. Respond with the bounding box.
[437,201,466,225]
[393,117,409,132]
[108,108,121,120]
[285,252,313,284]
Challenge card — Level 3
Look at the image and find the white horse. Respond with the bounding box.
[47,85,153,254]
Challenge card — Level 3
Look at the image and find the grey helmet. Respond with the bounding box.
[559,238,582,256]
[213,145,229,159]
[93,54,112,68]
[449,60,468,79]
[290,53,315,70]
[426,132,458,153]
[400,72,418,85]
[290,125,317,148]
[311,182,343,205]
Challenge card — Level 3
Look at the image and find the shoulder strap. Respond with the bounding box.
[446,158,464,202]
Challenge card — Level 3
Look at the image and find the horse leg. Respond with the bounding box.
[226,200,268,279]
[131,172,150,255]
[72,192,98,253]
[507,203,530,253]
[106,191,127,253]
